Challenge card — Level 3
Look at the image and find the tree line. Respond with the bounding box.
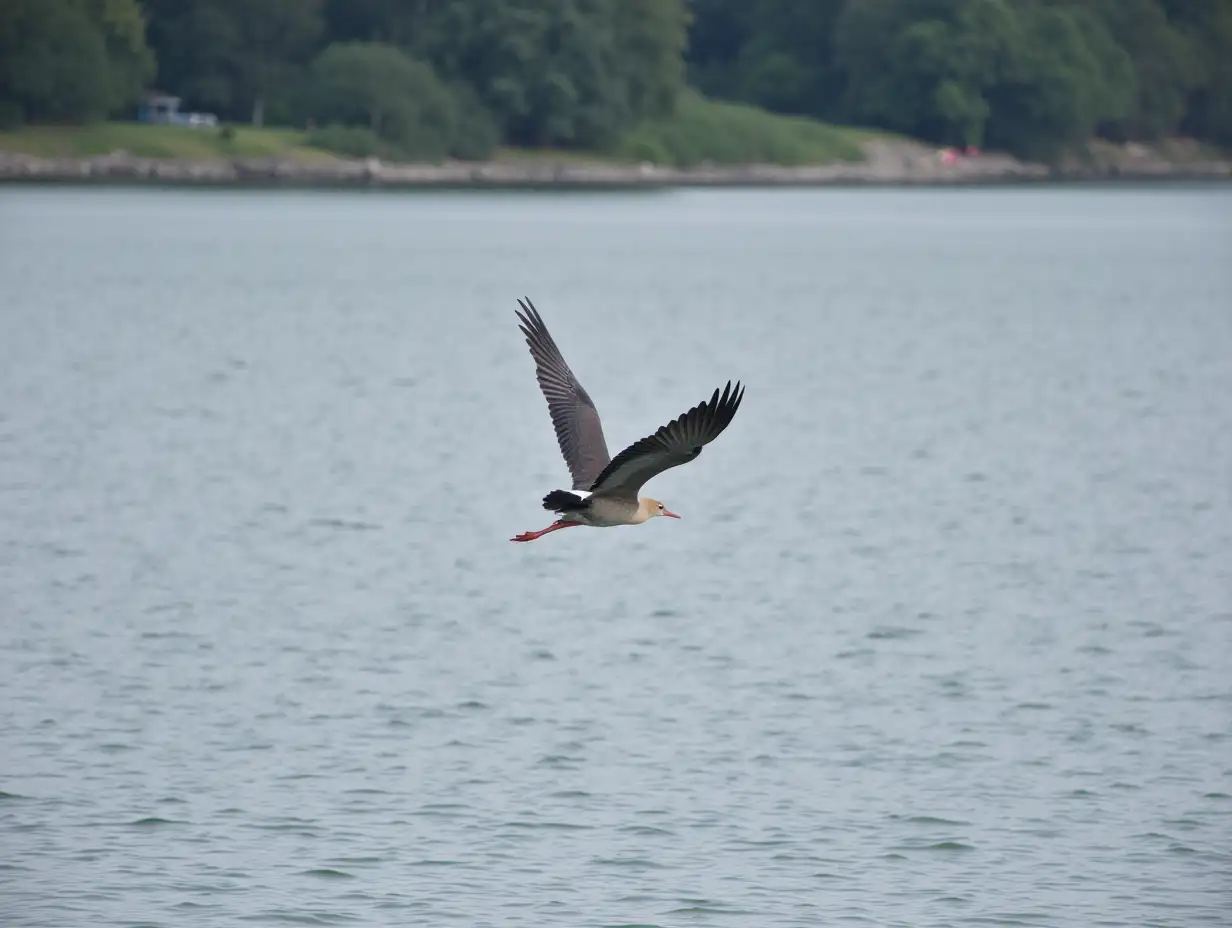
[1,0,1229,163]
[688,0,1232,159]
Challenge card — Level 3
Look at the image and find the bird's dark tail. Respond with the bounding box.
[542,489,590,513]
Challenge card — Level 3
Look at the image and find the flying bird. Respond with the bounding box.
[511,298,744,543]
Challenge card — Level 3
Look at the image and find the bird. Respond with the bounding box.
[510,297,744,543]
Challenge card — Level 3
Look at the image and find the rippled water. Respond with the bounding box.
[1,184,1230,927]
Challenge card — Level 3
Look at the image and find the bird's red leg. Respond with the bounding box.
[510,520,581,543]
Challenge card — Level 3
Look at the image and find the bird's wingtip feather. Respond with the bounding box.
[515,297,540,325]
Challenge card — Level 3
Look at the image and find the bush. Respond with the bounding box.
[305,124,380,159]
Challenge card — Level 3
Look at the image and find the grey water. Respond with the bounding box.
[1,183,1229,927]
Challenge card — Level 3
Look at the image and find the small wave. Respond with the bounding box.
[867,626,923,640]
[956,913,1050,925]
[238,911,359,924]
[307,518,381,532]
[503,820,593,831]
[593,856,668,869]
[535,754,581,768]
[618,824,673,836]
[835,648,874,659]
[895,840,975,852]
[1077,644,1111,655]
[894,815,971,827]
[245,823,319,834]
[669,904,753,916]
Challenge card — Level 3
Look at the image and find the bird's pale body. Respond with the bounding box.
[510,298,742,543]
[559,497,663,528]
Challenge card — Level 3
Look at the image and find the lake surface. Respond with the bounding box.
[1,184,1229,927]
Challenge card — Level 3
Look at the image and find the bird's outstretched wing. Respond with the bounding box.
[516,298,612,490]
[588,381,744,497]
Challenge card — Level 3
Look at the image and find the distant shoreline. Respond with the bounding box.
[3,140,1229,189]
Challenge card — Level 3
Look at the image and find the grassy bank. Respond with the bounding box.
[0,122,326,161]
[616,91,868,167]
[0,97,876,168]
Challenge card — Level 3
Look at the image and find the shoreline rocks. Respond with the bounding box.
[1,139,1228,189]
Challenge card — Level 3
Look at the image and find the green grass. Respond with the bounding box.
[0,96,883,169]
[0,122,329,161]
[496,94,876,169]
[616,91,868,168]
[0,121,614,165]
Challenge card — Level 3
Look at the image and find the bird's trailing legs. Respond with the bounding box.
[510,520,581,543]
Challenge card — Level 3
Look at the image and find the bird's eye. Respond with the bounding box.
[658,504,664,511]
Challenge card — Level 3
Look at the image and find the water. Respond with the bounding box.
[1,184,1229,927]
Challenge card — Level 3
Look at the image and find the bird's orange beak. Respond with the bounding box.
[663,507,681,519]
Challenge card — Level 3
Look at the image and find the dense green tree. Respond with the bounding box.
[143,0,322,125]
[0,0,153,124]
[311,42,439,137]
[685,0,850,118]
[7,0,1232,160]
[321,0,428,47]
[306,41,497,159]
[613,0,690,118]
[684,0,1229,159]
[983,4,1132,160]
[319,0,687,148]
[1164,0,1232,145]
[834,0,1025,148]
[1076,0,1196,140]
[732,0,847,119]
[685,0,757,100]
[400,0,619,147]
[96,0,156,113]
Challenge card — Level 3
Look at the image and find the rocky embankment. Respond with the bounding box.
[1,139,1228,188]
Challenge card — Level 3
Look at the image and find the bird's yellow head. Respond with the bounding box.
[642,498,681,520]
